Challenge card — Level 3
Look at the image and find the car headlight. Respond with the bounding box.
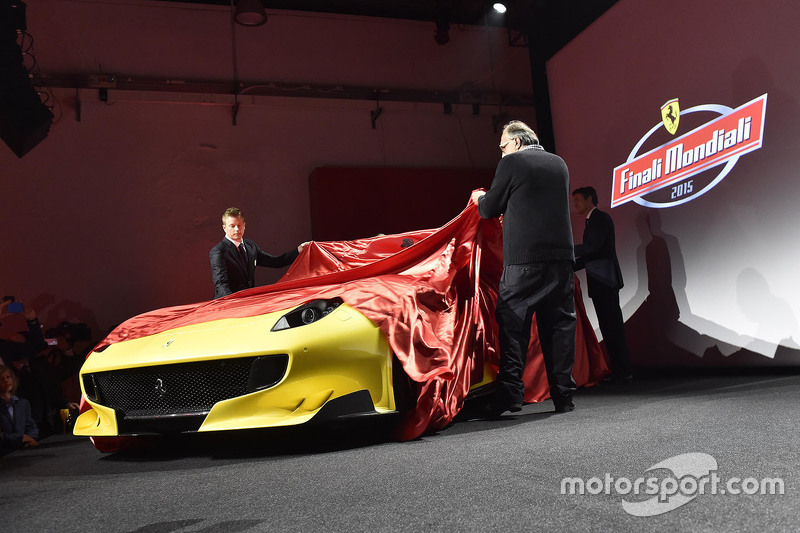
[271,298,343,331]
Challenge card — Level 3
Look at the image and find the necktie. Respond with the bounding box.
[238,243,247,265]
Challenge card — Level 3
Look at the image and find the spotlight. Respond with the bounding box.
[234,0,267,26]
[493,3,507,14]
[433,0,451,45]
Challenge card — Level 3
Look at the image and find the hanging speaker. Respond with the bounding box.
[0,0,53,158]
[0,81,53,158]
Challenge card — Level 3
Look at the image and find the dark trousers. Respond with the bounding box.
[494,261,577,406]
[590,282,633,377]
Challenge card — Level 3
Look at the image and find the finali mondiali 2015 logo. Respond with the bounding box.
[611,94,767,209]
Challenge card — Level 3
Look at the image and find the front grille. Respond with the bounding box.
[86,355,288,418]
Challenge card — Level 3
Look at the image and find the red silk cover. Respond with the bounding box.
[91,201,607,441]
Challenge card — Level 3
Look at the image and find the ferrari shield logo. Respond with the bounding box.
[661,98,680,135]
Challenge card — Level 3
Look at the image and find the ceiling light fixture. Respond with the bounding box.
[234,0,267,26]
[493,3,508,14]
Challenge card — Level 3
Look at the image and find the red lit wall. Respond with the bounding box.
[0,1,534,336]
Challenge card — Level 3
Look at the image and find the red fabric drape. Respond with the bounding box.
[90,201,608,441]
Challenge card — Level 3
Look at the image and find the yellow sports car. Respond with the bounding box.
[75,297,425,437]
[73,205,502,447]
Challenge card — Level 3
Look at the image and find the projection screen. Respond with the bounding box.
[547,0,800,366]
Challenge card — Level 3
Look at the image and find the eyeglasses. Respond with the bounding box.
[499,139,516,153]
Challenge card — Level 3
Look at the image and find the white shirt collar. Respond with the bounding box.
[225,236,244,247]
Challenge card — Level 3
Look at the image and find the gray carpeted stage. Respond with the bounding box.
[3,372,798,532]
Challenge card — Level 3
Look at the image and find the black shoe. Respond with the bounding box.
[554,400,575,413]
[603,374,634,385]
[478,401,522,419]
[612,374,634,385]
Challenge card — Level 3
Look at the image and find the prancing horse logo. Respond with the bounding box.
[155,378,166,398]
[661,98,680,135]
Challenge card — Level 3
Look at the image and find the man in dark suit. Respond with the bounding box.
[209,207,306,299]
[572,187,632,381]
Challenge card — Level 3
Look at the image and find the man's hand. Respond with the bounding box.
[470,190,486,206]
[22,435,39,447]
[298,241,311,253]
[23,304,38,322]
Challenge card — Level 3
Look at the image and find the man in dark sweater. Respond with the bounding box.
[471,121,577,415]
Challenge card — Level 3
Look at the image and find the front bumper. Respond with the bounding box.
[75,303,397,436]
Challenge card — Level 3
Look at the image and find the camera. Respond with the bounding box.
[45,321,92,343]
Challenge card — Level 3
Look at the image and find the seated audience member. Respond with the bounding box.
[1,364,39,455]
